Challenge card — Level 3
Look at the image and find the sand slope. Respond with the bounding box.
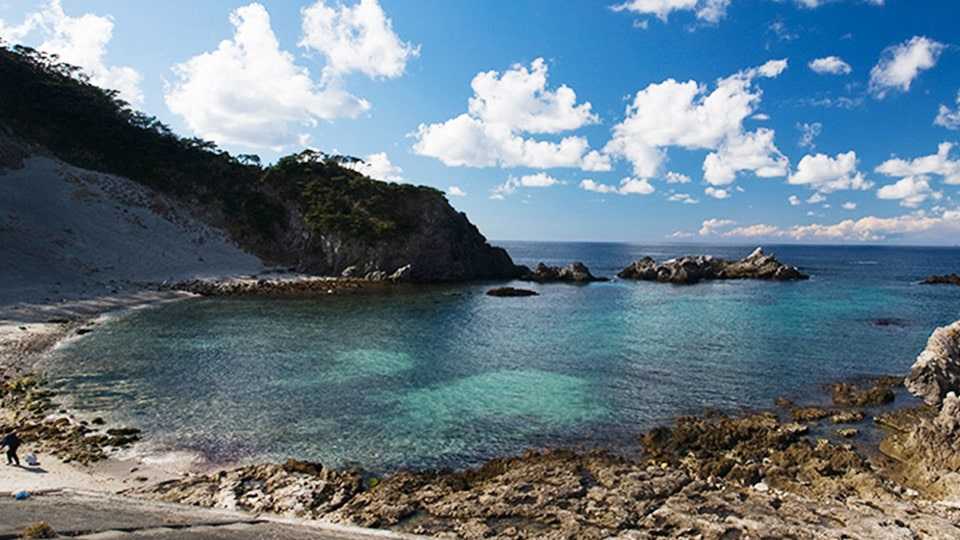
[0,156,262,311]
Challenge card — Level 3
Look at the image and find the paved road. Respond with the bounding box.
[0,490,422,539]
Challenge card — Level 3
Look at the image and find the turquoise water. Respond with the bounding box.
[45,243,960,471]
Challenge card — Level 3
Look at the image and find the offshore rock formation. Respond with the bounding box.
[618,247,808,285]
[921,273,960,286]
[519,262,607,283]
[905,320,960,406]
[486,287,539,297]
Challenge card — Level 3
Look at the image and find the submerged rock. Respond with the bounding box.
[830,378,899,407]
[905,320,960,406]
[519,262,607,283]
[618,247,808,285]
[921,274,960,286]
[486,287,539,297]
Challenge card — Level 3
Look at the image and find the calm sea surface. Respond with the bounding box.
[44,243,960,471]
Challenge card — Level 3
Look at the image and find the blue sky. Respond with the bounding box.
[2,0,960,244]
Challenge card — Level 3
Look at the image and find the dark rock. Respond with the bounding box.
[791,407,832,422]
[486,287,539,297]
[921,274,960,286]
[830,378,898,407]
[520,262,607,283]
[873,318,910,327]
[618,247,808,285]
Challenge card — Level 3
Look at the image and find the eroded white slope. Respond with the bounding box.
[0,156,263,308]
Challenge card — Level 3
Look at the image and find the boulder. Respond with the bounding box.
[618,247,807,285]
[905,320,960,406]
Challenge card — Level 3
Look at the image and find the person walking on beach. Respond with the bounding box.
[1,430,21,466]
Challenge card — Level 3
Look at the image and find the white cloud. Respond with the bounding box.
[580,177,655,196]
[875,143,960,185]
[788,151,873,193]
[703,129,788,186]
[699,218,736,235]
[704,186,730,199]
[413,59,607,171]
[0,0,143,104]
[605,60,789,185]
[869,36,944,99]
[610,0,729,24]
[669,230,695,239]
[797,122,822,149]
[797,0,884,7]
[752,113,770,121]
[788,195,801,206]
[665,171,692,184]
[809,56,852,75]
[165,3,372,150]
[842,202,857,210]
[299,0,419,79]
[935,91,960,130]
[719,210,960,242]
[668,192,699,204]
[447,186,466,197]
[341,152,403,182]
[491,172,563,199]
[807,192,826,204]
[877,175,942,208]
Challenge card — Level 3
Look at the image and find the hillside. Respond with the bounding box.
[0,44,520,284]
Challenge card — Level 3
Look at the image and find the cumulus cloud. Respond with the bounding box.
[414,59,608,171]
[808,56,852,75]
[447,186,466,197]
[299,0,419,79]
[665,171,692,184]
[699,218,736,235]
[611,0,730,24]
[875,143,960,185]
[718,210,960,242]
[935,91,960,130]
[788,151,873,193]
[580,177,655,196]
[797,122,822,149]
[667,192,699,204]
[340,152,404,182]
[807,192,826,204]
[842,202,857,210]
[788,195,801,206]
[491,172,563,199]
[605,60,789,186]
[0,0,143,104]
[877,176,942,208]
[165,3,381,150]
[704,186,731,199]
[869,36,944,99]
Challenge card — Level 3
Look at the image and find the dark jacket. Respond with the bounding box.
[1,433,20,450]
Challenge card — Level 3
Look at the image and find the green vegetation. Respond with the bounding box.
[0,43,443,245]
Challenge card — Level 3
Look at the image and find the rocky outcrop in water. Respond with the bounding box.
[519,262,607,283]
[486,287,539,297]
[905,320,960,406]
[921,274,960,286]
[617,247,808,285]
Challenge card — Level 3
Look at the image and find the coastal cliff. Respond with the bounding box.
[0,45,520,284]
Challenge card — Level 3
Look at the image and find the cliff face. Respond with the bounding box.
[255,179,520,282]
[0,46,521,283]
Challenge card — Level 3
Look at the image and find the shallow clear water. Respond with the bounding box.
[45,243,960,471]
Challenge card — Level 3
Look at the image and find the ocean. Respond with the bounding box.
[44,243,960,471]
